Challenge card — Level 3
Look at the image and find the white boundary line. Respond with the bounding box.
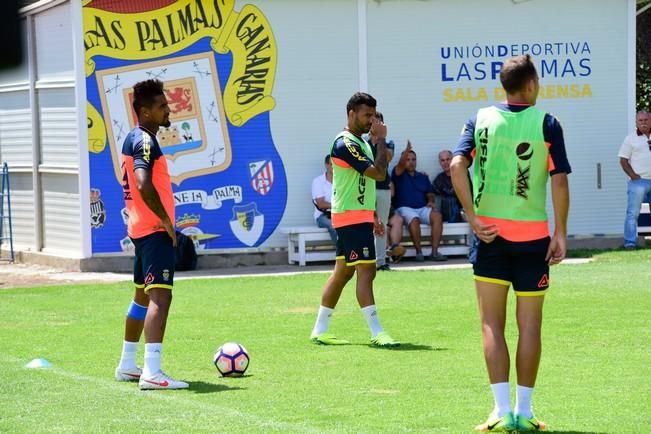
[0,354,320,433]
[0,258,593,286]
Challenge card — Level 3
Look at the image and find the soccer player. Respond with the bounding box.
[309,92,399,347]
[114,79,188,390]
[450,55,570,431]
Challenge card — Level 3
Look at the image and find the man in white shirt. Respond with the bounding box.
[618,110,651,249]
[312,155,336,243]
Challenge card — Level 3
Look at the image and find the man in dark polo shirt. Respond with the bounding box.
[391,141,447,262]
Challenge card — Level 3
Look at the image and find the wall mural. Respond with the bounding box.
[83,0,286,253]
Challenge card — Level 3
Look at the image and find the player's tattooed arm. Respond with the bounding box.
[364,117,388,181]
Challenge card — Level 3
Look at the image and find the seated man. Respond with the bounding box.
[432,150,464,223]
[312,155,337,244]
[391,141,447,262]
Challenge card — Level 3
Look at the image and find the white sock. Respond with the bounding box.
[515,385,534,418]
[118,341,138,370]
[312,306,334,336]
[361,304,384,337]
[490,382,512,417]
[143,343,162,377]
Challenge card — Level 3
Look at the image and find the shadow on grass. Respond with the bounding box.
[544,431,608,434]
[187,380,246,394]
[566,243,650,259]
[359,343,446,351]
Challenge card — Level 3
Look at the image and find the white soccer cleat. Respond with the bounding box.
[115,366,142,382]
[138,371,189,390]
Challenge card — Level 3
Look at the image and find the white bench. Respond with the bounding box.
[639,202,651,234]
[283,223,472,266]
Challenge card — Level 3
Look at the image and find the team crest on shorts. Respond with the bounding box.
[162,269,170,282]
[363,247,369,258]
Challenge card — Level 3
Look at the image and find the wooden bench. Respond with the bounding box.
[639,202,651,235]
[283,223,472,266]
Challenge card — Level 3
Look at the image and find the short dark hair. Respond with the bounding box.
[499,54,538,94]
[375,111,384,122]
[346,92,376,114]
[324,154,331,164]
[132,79,165,115]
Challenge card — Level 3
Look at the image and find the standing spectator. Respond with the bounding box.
[392,142,447,262]
[432,150,464,223]
[618,110,651,249]
[451,54,571,432]
[312,155,336,244]
[367,111,397,270]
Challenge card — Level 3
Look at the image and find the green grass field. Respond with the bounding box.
[1,250,649,433]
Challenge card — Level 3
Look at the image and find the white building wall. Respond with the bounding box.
[242,0,361,248]
[34,2,81,255]
[364,0,632,237]
[0,0,639,258]
[0,16,34,251]
[0,0,82,256]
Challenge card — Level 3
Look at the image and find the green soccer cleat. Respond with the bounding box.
[310,332,350,345]
[515,414,546,432]
[370,331,400,348]
[474,412,516,432]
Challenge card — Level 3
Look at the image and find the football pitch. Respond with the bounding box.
[0,250,649,433]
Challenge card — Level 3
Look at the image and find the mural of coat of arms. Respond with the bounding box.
[97,54,232,185]
[84,0,287,253]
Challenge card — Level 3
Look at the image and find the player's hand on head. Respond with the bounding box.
[370,117,387,140]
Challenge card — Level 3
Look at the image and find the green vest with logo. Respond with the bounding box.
[330,130,376,213]
[472,106,548,221]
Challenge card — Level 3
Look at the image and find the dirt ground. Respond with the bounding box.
[0,259,473,290]
[0,258,591,290]
[0,263,129,289]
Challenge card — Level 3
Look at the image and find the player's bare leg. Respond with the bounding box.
[115,286,149,382]
[311,259,355,344]
[354,262,376,308]
[125,286,148,342]
[139,287,188,390]
[514,294,545,426]
[321,259,355,308]
[475,280,513,424]
[355,262,399,347]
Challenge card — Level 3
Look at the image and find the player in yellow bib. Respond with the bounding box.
[451,55,571,432]
[309,92,399,347]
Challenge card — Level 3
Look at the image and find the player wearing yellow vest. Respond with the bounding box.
[309,92,399,347]
[451,55,571,432]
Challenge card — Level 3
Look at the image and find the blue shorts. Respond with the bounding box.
[131,231,175,293]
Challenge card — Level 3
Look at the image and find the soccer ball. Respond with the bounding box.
[213,342,249,377]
